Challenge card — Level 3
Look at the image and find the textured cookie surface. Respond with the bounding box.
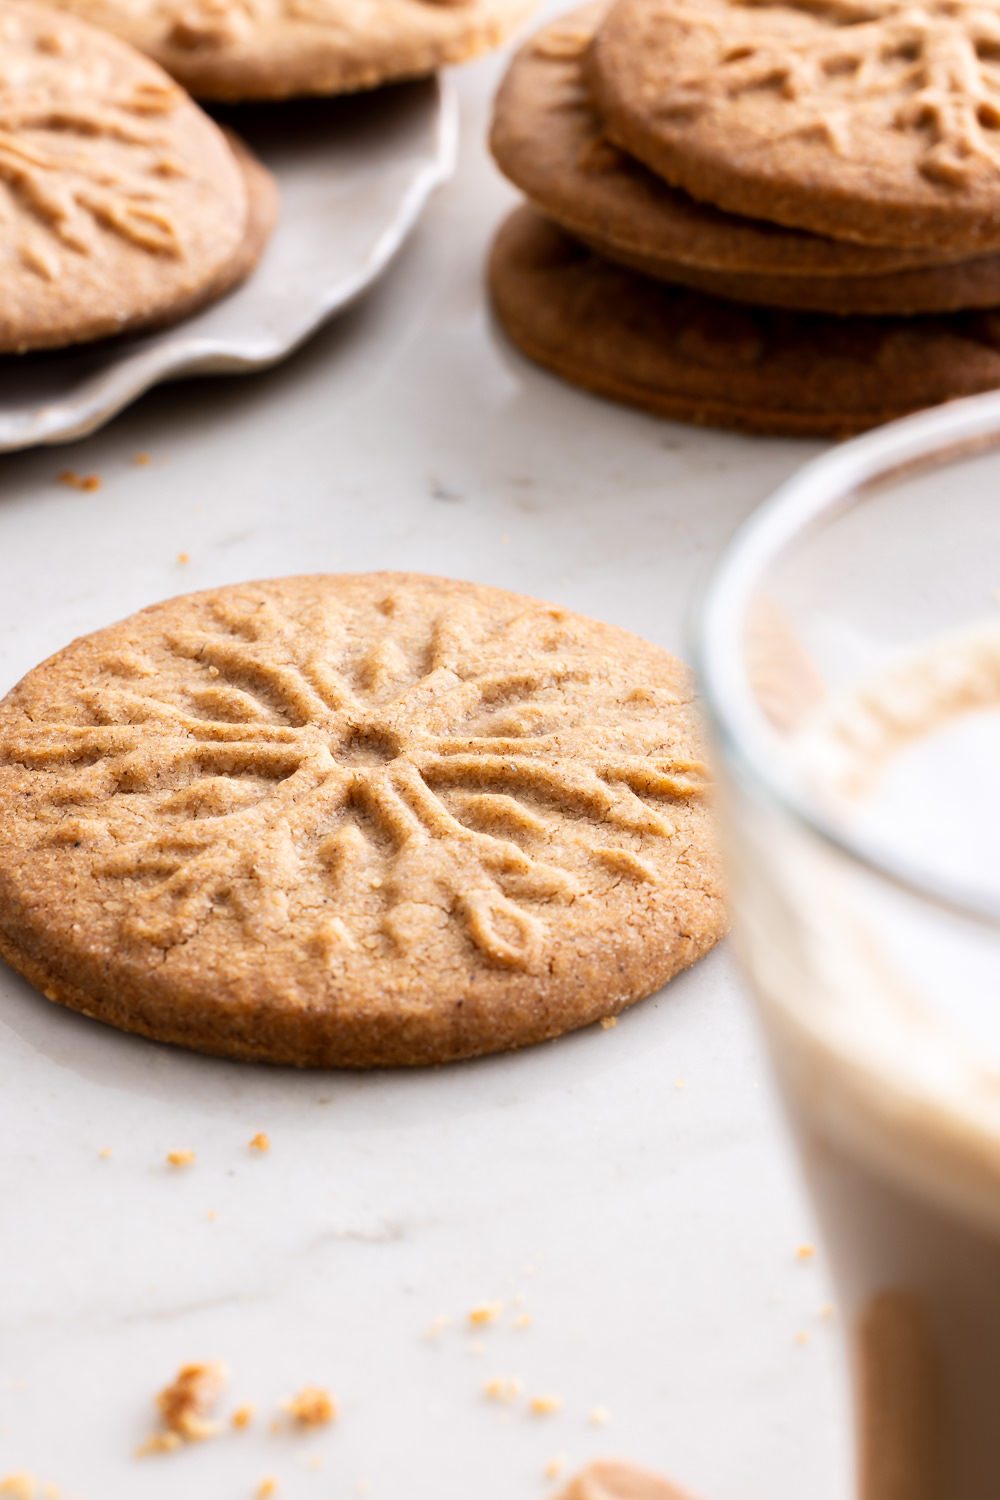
[490,206,1000,436]
[0,573,725,1067]
[492,7,1000,315]
[45,0,537,100]
[590,0,1000,253]
[0,0,249,353]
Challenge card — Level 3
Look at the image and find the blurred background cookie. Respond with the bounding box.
[45,0,540,100]
[589,0,1000,252]
[0,0,275,353]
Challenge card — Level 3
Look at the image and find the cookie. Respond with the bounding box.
[589,0,1000,254]
[491,7,1000,315]
[489,205,1000,437]
[46,0,538,101]
[0,573,725,1068]
[0,0,251,354]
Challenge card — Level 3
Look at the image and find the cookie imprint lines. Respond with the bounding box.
[0,30,188,280]
[10,591,708,974]
[654,0,1000,187]
[160,0,481,54]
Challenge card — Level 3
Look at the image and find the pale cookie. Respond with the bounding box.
[492,6,1000,315]
[555,1460,700,1500]
[0,0,251,354]
[589,0,1000,254]
[44,0,538,101]
[489,206,1000,437]
[0,573,725,1068]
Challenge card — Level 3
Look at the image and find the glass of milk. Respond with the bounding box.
[696,390,1000,1500]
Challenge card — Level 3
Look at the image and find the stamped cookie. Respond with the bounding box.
[492,7,1000,315]
[46,0,538,101]
[489,206,1000,436]
[0,573,725,1068]
[0,0,252,354]
[589,0,1000,253]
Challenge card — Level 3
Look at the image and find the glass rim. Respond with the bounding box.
[693,388,1000,930]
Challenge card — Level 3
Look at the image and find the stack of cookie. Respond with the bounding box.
[489,0,1000,436]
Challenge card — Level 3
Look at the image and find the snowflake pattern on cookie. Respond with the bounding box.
[1,578,710,973]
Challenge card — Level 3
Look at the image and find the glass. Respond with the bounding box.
[695,389,1000,1500]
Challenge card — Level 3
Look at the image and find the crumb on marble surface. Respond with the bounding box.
[133,452,151,466]
[166,1150,196,1168]
[57,471,100,492]
[483,1375,523,1403]
[283,1385,336,1428]
[146,1360,227,1446]
[531,1395,563,1415]
[544,1455,568,1480]
[0,1473,36,1498]
[232,1404,255,1430]
[255,1480,278,1499]
[468,1301,503,1326]
[588,1406,611,1425]
[177,552,190,565]
[795,1332,810,1347]
[135,1433,181,1456]
[249,1133,271,1152]
[513,1313,532,1329]
[796,1244,816,1261]
[425,1314,450,1339]
[98,1148,112,1160]
[600,1016,617,1029]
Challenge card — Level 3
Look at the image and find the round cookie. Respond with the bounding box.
[489,205,1000,437]
[492,7,1000,315]
[589,0,1000,254]
[44,0,539,101]
[0,0,251,354]
[0,572,725,1068]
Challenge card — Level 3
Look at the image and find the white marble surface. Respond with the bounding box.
[0,23,850,1500]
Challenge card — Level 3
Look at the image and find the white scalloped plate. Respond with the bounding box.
[0,74,457,452]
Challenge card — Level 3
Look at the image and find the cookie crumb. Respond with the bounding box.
[795,1331,810,1346]
[796,1244,816,1260]
[0,1474,36,1498]
[530,1394,563,1415]
[588,1406,610,1425]
[543,1456,568,1480]
[283,1385,336,1428]
[99,1147,113,1159]
[425,1314,451,1339]
[133,452,152,466]
[177,553,190,565]
[249,1132,270,1153]
[135,1432,182,1456]
[600,1016,617,1029]
[483,1375,523,1403]
[232,1404,255,1430]
[675,1079,685,1090]
[152,1360,227,1442]
[255,1481,278,1499]
[42,1487,60,1499]
[820,1303,836,1319]
[57,470,101,492]
[166,1150,196,1168]
[206,1210,217,1221]
[468,1301,503,1326]
[513,1313,532,1329]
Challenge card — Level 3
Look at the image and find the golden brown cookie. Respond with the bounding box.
[0,0,252,354]
[489,205,1000,437]
[589,0,1000,254]
[0,573,725,1068]
[491,7,1000,315]
[45,0,538,101]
